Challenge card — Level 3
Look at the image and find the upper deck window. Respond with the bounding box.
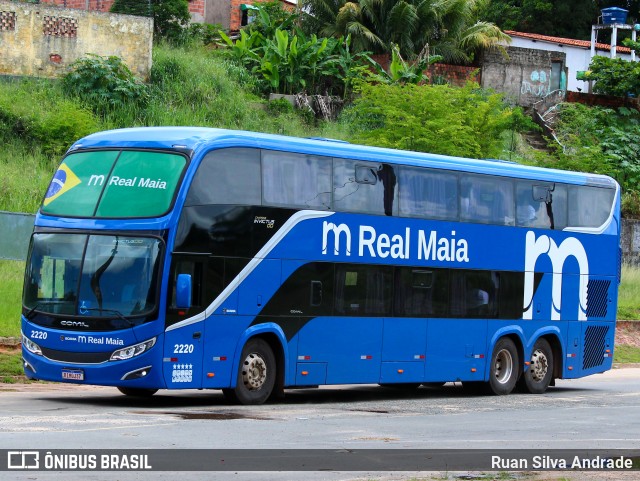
[399,167,458,220]
[262,151,331,209]
[568,185,616,229]
[181,146,617,233]
[185,148,261,206]
[333,158,398,216]
[516,182,567,230]
[41,150,187,218]
[460,174,514,226]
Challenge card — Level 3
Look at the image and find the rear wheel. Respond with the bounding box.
[229,338,276,405]
[117,387,157,398]
[518,338,553,394]
[488,337,519,395]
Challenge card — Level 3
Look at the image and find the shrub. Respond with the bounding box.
[584,56,640,98]
[62,54,149,116]
[343,82,517,158]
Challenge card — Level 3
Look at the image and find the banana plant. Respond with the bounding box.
[218,29,262,67]
[368,43,443,85]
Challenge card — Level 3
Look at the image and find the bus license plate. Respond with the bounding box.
[62,369,84,381]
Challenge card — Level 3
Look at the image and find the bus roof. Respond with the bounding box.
[69,127,616,188]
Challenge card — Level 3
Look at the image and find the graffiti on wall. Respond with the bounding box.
[521,70,551,97]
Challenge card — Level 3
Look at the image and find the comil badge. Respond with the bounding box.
[43,163,81,206]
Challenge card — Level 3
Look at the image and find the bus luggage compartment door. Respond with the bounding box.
[379,317,426,383]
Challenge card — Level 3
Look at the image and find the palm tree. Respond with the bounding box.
[301,0,510,63]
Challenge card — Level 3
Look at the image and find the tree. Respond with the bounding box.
[583,55,640,97]
[109,0,152,16]
[479,1,601,40]
[301,0,509,62]
[111,0,190,42]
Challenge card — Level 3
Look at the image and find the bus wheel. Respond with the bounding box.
[232,338,276,405]
[488,337,519,395]
[519,338,553,394]
[117,387,158,397]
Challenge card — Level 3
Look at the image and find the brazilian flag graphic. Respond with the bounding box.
[43,163,82,206]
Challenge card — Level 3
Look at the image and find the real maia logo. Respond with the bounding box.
[88,174,167,190]
[321,221,469,262]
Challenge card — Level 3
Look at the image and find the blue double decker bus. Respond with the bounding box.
[21,128,621,404]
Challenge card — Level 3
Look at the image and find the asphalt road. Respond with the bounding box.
[1,368,639,480]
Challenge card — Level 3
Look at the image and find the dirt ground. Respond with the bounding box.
[615,321,640,347]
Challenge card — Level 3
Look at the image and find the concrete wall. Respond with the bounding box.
[622,219,640,266]
[205,0,230,30]
[0,0,153,79]
[0,211,34,261]
[481,46,566,107]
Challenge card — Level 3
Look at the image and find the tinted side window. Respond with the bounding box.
[450,269,498,318]
[516,182,567,230]
[262,151,332,209]
[399,166,458,220]
[335,264,392,316]
[461,175,514,225]
[186,148,261,206]
[568,185,615,229]
[333,158,397,216]
[496,271,525,319]
[394,267,449,317]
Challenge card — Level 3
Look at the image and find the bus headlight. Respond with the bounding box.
[22,334,42,356]
[110,337,156,361]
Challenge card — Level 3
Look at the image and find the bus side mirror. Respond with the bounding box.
[176,274,192,309]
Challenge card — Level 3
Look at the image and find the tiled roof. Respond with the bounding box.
[505,30,632,54]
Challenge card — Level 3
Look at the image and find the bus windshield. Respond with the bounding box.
[41,150,187,218]
[23,234,162,318]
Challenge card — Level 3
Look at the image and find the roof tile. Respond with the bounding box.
[505,30,632,54]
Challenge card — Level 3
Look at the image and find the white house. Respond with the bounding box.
[505,30,637,92]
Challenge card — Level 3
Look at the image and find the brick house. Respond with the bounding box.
[38,0,296,32]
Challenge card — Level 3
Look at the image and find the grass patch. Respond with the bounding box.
[618,264,640,320]
[0,349,24,383]
[0,260,24,338]
[0,140,55,213]
[614,344,640,363]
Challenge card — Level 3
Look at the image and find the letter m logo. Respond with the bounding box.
[523,231,589,321]
[322,221,351,256]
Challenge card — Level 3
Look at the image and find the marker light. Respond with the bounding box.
[110,337,156,361]
[22,334,42,356]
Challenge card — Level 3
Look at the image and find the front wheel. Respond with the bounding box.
[518,338,553,394]
[488,337,519,395]
[117,387,158,398]
[229,338,276,405]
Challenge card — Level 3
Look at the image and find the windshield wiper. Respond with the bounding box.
[79,307,135,327]
[90,237,119,311]
[25,301,67,320]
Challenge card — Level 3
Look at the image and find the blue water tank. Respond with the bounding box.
[602,7,628,24]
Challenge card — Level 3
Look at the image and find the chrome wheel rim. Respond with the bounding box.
[529,348,548,383]
[494,349,513,384]
[242,352,267,391]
